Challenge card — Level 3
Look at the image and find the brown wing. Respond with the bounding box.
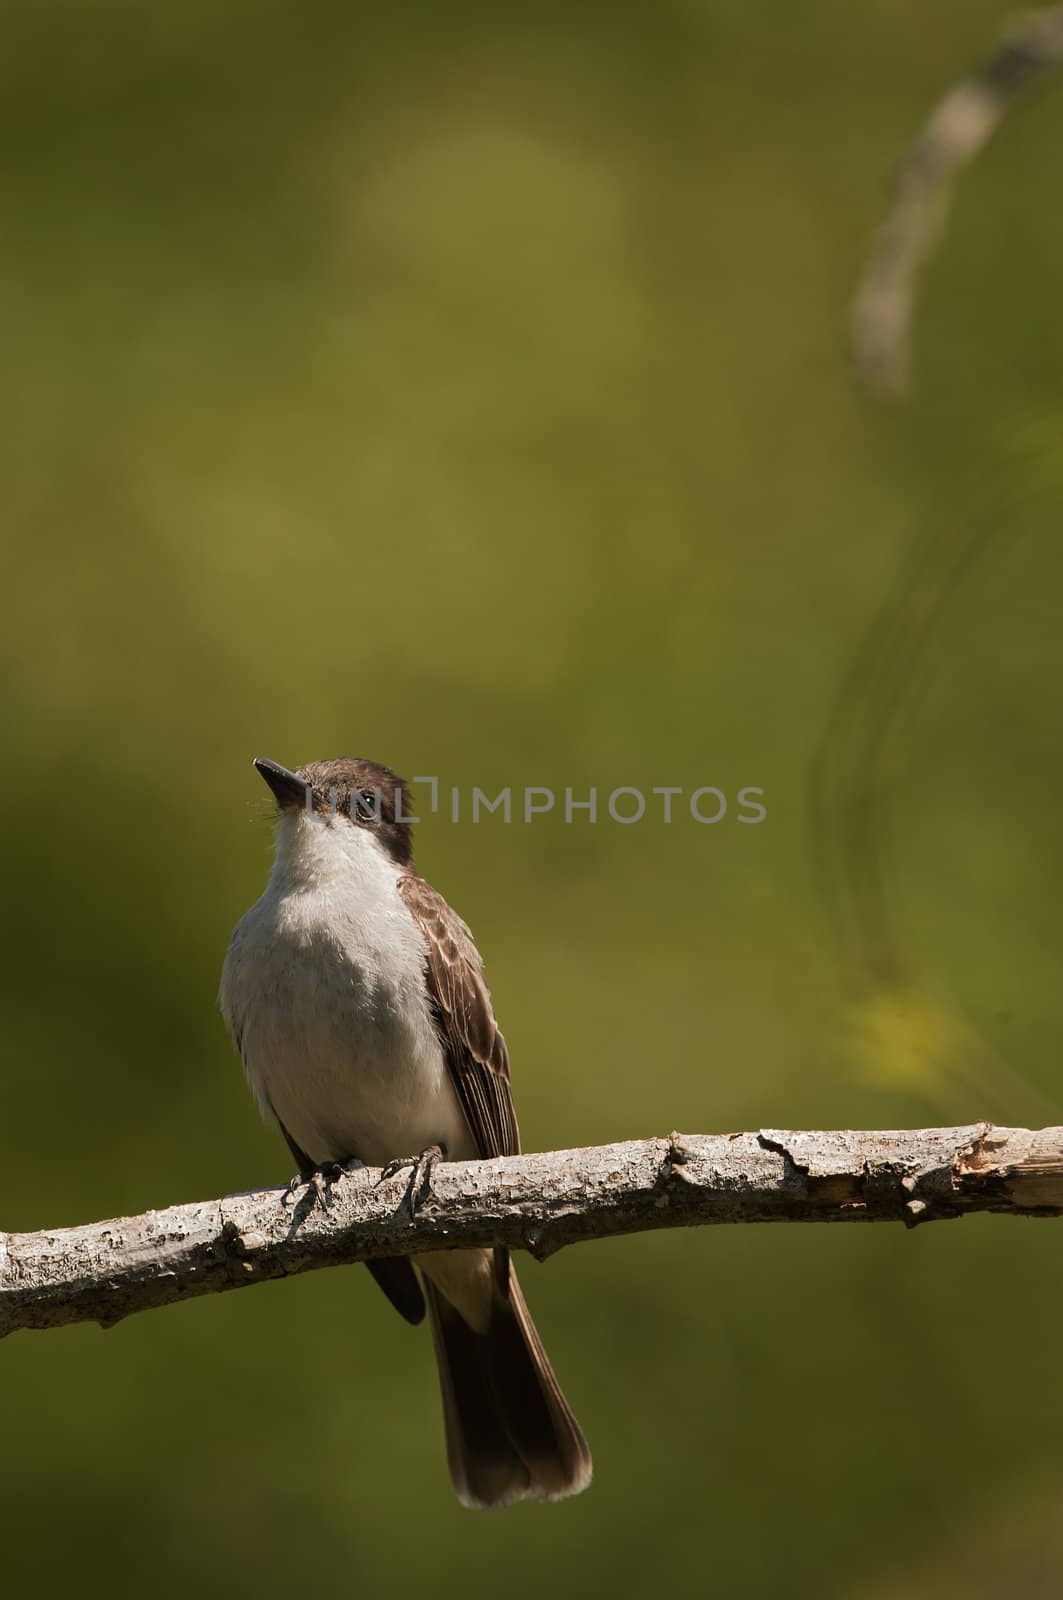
[397,874,520,1160]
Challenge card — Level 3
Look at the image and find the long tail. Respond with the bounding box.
[424,1257,592,1509]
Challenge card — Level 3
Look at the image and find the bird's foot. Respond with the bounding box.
[282,1158,363,1211]
[375,1144,445,1214]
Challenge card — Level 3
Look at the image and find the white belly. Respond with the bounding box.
[220,834,475,1169]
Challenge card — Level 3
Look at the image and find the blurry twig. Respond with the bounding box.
[3,1125,1062,1338]
[853,5,1063,397]
[820,10,1063,1118]
[808,499,1007,995]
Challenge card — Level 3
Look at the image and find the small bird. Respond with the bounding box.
[220,756,591,1508]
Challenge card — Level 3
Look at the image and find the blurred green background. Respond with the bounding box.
[3,1,1063,1593]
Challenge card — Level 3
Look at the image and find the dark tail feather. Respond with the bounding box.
[424,1263,592,1510]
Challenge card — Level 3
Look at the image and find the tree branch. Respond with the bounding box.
[852,5,1063,397]
[3,1124,1061,1338]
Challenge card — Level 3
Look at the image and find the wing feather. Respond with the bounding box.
[397,875,520,1160]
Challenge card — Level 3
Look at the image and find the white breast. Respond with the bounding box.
[219,812,474,1169]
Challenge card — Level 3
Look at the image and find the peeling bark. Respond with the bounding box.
[2,1125,1061,1338]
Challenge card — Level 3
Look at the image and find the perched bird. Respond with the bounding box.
[220,756,591,1508]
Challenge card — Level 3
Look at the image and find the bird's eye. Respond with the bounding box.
[356,788,380,820]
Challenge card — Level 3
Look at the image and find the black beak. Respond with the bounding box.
[253,757,313,811]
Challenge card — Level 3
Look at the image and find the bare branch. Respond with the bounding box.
[852,6,1063,397]
[2,1125,1061,1339]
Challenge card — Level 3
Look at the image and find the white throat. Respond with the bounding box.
[269,808,399,896]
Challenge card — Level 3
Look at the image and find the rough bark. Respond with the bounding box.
[2,1125,1061,1339]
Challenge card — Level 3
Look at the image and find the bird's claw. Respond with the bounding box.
[281,1159,362,1211]
[374,1144,445,1214]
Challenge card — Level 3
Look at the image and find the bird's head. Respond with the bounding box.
[253,756,416,871]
